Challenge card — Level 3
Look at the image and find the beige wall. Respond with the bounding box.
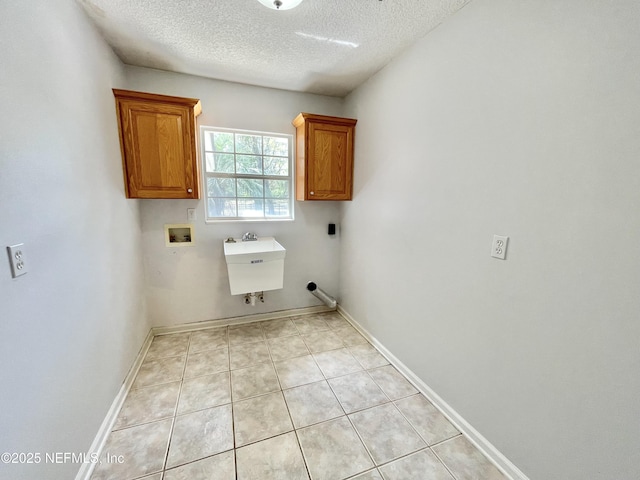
[0,1,148,479]
[341,1,640,478]
[123,66,345,326]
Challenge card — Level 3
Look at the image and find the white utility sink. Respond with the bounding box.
[223,237,286,295]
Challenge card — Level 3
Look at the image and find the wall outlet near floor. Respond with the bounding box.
[491,235,509,260]
[7,243,28,277]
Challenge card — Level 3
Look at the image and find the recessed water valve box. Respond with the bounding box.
[165,224,195,247]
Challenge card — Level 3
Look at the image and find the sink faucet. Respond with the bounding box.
[242,232,258,241]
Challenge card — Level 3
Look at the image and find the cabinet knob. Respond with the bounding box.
[310,191,315,196]
[187,188,193,193]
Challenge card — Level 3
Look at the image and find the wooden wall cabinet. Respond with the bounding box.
[292,113,357,201]
[113,89,202,199]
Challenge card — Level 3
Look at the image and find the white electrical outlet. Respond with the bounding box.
[7,243,28,277]
[187,208,196,221]
[491,235,509,260]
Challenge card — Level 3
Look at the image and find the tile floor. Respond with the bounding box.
[90,311,507,480]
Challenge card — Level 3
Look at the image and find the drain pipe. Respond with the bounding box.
[306,282,337,309]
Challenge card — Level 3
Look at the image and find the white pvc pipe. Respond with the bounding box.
[306,282,337,309]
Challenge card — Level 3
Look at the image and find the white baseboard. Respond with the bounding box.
[75,329,154,480]
[153,305,333,336]
[75,305,332,480]
[337,305,529,480]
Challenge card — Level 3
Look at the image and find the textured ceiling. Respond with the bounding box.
[77,0,471,97]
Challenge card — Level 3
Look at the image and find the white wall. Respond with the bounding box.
[0,1,149,479]
[123,66,344,327]
[341,1,640,479]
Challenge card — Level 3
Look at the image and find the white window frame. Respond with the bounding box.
[201,126,294,223]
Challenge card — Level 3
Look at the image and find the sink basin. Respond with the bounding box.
[223,237,286,295]
[223,237,286,261]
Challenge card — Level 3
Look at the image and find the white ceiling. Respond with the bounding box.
[78,0,471,97]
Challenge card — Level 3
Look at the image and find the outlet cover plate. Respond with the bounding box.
[491,235,509,260]
[7,243,28,277]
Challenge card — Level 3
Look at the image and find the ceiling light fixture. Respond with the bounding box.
[257,0,304,10]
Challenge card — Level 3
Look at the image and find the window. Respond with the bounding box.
[201,127,294,221]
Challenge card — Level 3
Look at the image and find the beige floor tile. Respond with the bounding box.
[91,419,172,480]
[318,312,350,330]
[297,416,374,480]
[231,362,281,400]
[432,435,506,480]
[394,394,459,445]
[274,354,324,388]
[302,330,345,353]
[189,328,228,353]
[163,450,235,480]
[283,380,344,428]
[379,449,454,480]
[351,470,383,480]
[229,323,265,345]
[236,432,309,480]
[94,316,509,480]
[177,372,231,414]
[368,365,418,400]
[184,348,229,379]
[313,348,362,378]
[132,356,185,389]
[349,403,426,464]
[262,318,299,338]
[332,325,368,346]
[233,391,293,446]
[166,405,234,469]
[113,381,180,430]
[349,343,389,370]
[328,371,389,413]
[268,335,310,361]
[346,343,377,355]
[145,334,190,360]
[230,340,271,370]
[292,315,330,334]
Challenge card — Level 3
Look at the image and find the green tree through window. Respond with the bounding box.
[202,127,293,221]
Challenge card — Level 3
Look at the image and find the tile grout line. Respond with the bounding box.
[337,307,523,480]
[429,441,462,480]
[391,393,457,448]
[343,407,378,476]
[155,328,235,476]
[331,313,462,477]
[95,311,500,480]
[324,369,389,417]
[224,326,240,480]
[233,323,290,447]
[160,331,192,476]
[235,315,350,479]
[372,445,457,479]
[236,319,308,478]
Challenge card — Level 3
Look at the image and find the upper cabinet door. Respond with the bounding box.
[293,113,357,201]
[113,89,202,199]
